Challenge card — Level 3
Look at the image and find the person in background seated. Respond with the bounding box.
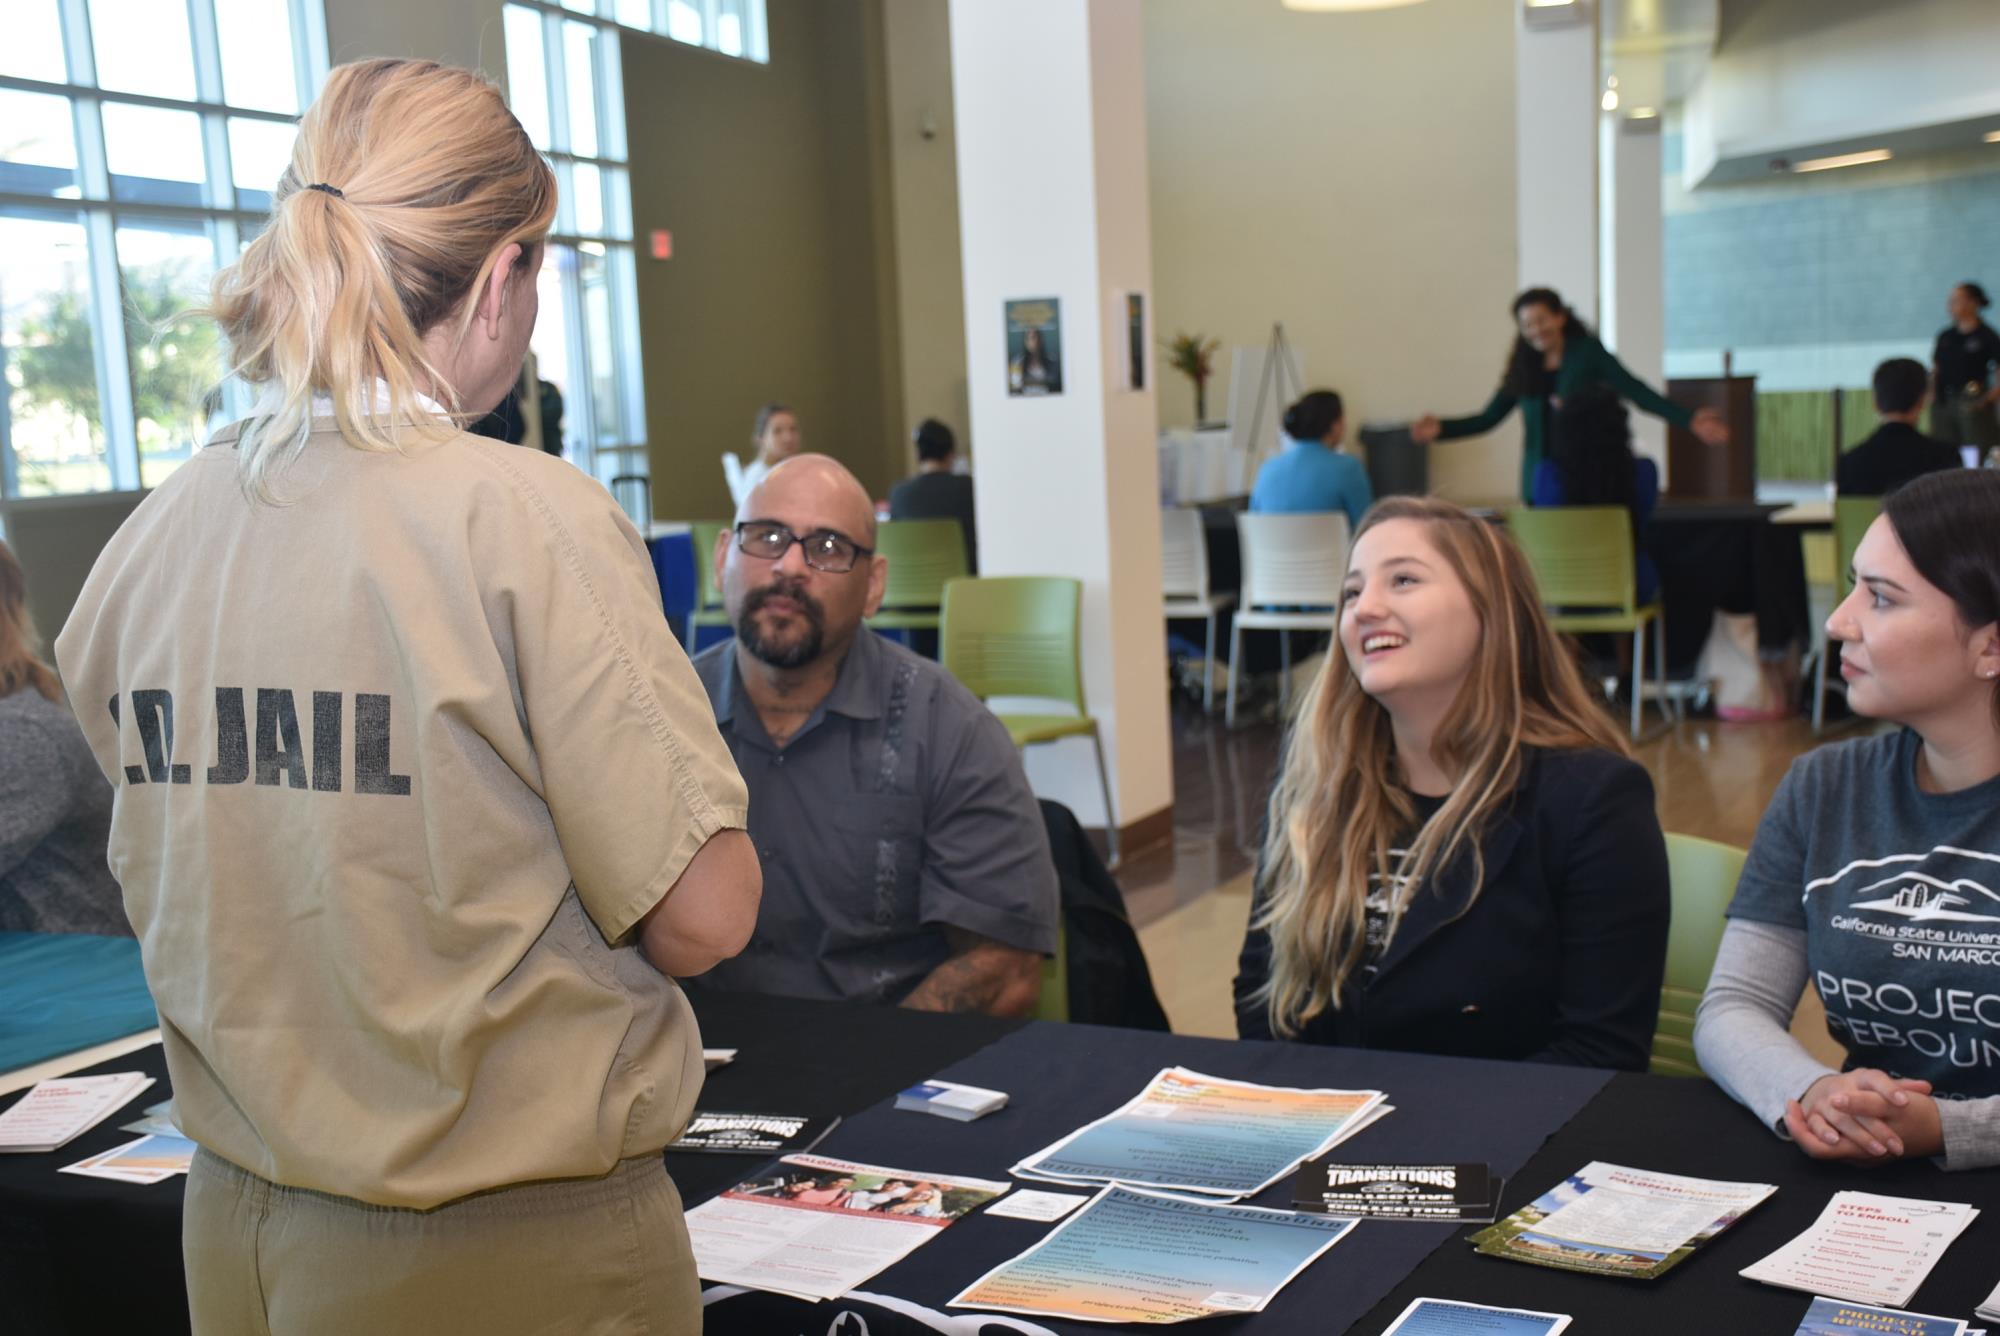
[692,454,1059,1016]
[55,61,759,1333]
[1931,282,2000,451]
[1695,470,2000,1170]
[1249,389,1374,531]
[737,402,803,499]
[889,418,978,573]
[1837,358,1962,497]
[1537,386,1660,605]
[0,539,124,936]
[1235,496,1669,1070]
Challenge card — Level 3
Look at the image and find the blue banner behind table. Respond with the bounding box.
[0,932,155,1073]
[700,1022,1610,1336]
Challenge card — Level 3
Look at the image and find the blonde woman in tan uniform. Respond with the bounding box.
[56,60,759,1333]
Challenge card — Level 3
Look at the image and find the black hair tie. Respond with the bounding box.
[304,182,345,199]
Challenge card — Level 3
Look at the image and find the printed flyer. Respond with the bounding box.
[1468,1161,1775,1280]
[950,1183,1354,1324]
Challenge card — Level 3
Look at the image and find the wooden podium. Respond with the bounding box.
[1665,375,1756,500]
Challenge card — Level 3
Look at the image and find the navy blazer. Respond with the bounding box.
[1234,747,1669,1072]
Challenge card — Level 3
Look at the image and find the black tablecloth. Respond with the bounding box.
[1358,1066,2000,1332]
[1648,501,1813,675]
[0,992,1024,1336]
[702,1022,1609,1336]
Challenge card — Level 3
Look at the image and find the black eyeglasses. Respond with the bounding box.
[733,520,874,574]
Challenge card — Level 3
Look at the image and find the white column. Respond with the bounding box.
[1515,3,1600,319]
[948,0,1172,838]
[1599,113,1668,477]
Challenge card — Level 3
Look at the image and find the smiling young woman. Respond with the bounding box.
[1695,469,2000,1171]
[1234,496,1671,1071]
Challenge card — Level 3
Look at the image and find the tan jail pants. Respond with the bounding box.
[183,1148,700,1335]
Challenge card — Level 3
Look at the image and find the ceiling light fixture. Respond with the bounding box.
[1281,0,1428,10]
[1792,148,1892,173]
[1628,106,1658,119]
[1985,130,2000,144]
[1602,89,1620,111]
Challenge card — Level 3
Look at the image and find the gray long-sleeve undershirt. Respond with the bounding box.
[1695,917,2000,1171]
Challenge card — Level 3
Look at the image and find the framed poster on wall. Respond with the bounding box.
[1005,298,1064,397]
[1116,290,1148,392]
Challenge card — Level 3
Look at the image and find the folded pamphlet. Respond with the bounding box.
[58,1133,197,1184]
[669,1112,839,1156]
[896,1080,1008,1122]
[1012,1067,1388,1200]
[1741,1192,1980,1310]
[1790,1296,1966,1336]
[1382,1297,1572,1334]
[1468,1161,1775,1281]
[1293,1160,1500,1223]
[1981,1274,2000,1325]
[687,1152,1009,1302]
[0,1073,155,1153]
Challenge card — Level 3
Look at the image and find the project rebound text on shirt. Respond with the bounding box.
[105,687,413,796]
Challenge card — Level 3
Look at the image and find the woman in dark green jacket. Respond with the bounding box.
[1411,288,1728,498]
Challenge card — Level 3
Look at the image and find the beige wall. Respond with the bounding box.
[880,0,969,465]
[325,0,506,82]
[1142,0,1523,499]
[626,0,903,521]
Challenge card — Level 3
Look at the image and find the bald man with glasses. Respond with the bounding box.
[689,455,1058,1016]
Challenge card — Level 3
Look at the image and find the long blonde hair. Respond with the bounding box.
[207,59,557,498]
[1252,496,1630,1037]
[0,539,61,702]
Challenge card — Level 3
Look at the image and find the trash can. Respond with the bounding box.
[1358,423,1428,499]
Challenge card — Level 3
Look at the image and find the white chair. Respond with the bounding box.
[721,452,748,507]
[1161,507,1236,713]
[1227,511,1351,727]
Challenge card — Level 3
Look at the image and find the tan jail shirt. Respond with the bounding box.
[55,421,748,1209]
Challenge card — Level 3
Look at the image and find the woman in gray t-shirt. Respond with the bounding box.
[1695,470,2000,1170]
[0,539,123,936]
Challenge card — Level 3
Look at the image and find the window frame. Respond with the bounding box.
[0,0,329,504]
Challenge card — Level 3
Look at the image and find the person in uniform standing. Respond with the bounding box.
[56,59,760,1334]
[1930,281,2000,453]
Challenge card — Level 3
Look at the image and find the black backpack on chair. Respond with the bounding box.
[1038,800,1170,1031]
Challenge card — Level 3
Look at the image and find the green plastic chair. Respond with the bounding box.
[685,520,733,647]
[867,519,969,635]
[1505,506,1673,742]
[1811,496,1883,732]
[1651,832,1748,1078]
[940,576,1118,868]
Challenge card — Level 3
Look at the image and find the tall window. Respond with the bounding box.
[504,2,646,490]
[0,0,328,500]
[503,0,767,492]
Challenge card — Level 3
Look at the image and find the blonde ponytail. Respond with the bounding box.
[207,59,557,499]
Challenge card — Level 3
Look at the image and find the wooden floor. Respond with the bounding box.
[1118,701,1860,1063]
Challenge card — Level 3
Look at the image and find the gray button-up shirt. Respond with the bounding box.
[690,630,1059,1004]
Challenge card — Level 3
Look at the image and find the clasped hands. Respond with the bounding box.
[1784,1069,1943,1164]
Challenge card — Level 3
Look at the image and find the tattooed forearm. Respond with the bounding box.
[901,939,1041,1017]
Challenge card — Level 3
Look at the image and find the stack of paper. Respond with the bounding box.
[1011,1067,1388,1201]
[896,1080,1008,1122]
[687,1152,1009,1301]
[1468,1162,1776,1280]
[950,1183,1357,1325]
[1382,1298,1571,1335]
[59,1134,197,1185]
[1741,1192,1980,1309]
[1980,1276,2000,1325]
[1789,1296,1968,1336]
[0,1073,155,1153]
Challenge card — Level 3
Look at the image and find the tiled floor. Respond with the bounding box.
[1122,702,1855,1062]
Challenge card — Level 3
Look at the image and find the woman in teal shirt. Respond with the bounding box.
[1411,288,1728,498]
